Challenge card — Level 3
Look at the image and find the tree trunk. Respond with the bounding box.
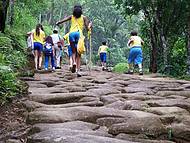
[160,30,168,66]
[9,0,15,26]
[0,0,9,33]
[149,24,158,73]
[49,0,54,25]
[187,15,190,74]
[39,13,42,23]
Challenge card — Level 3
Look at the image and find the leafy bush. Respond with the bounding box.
[113,62,128,73]
[169,38,187,77]
[0,66,18,104]
[0,31,28,105]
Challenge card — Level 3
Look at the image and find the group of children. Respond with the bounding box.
[27,26,64,71]
[28,4,144,76]
[28,27,144,76]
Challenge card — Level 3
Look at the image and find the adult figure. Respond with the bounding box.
[28,24,45,70]
[56,5,92,76]
[51,28,63,69]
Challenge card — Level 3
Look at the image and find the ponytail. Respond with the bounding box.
[35,24,43,36]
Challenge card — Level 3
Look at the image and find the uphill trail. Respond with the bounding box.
[23,65,190,143]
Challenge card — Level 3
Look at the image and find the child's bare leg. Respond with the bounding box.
[38,52,42,69]
[104,62,107,68]
[69,57,73,67]
[34,50,38,70]
[70,42,76,65]
[76,55,81,72]
[128,64,134,72]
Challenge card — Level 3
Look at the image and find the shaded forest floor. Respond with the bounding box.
[0,97,29,142]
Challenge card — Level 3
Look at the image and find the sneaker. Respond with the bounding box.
[72,64,76,73]
[55,67,61,69]
[102,66,105,71]
[52,67,55,71]
[139,71,143,75]
[124,71,134,74]
[45,68,48,71]
[69,66,72,71]
[77,72,82,77]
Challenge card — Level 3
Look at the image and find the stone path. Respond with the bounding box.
[23,66,190,143]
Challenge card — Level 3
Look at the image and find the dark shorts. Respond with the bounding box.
[100,53,107,62]
[34,42,43,52]
[68,45,72,57]
[128,46,143,65]
[69,31,80,48]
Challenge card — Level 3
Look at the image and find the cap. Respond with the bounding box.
[53,28,58,32]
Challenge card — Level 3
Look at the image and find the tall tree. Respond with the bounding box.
[115,0,190,73]
[9,0,15,26]
[0,0,9,33]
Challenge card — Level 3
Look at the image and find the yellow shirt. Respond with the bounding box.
[70,15,84,35]
[32,29,45,44]
[63,33,70,44]
[128,36,143,47]
[98,45,109,54]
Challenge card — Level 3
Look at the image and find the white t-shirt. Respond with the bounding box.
[51,34,60,46]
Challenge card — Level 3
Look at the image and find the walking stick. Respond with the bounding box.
[87,29,92,72]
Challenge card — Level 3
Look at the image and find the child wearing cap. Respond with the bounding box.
[51,28,63,69]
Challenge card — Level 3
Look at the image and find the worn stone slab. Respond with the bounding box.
[27,106,158,124]
[146,99,190,111]
[109,117,167,137]
[146,107,189,115]
[116,133,175,143]
[28,92,96,104]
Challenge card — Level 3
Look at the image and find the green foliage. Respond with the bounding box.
[0,36,13,50]
[13,4,38,33]
[0,31,27,105]
[43,24,53,36]
[169,38,187,77]
[113,62,128,73]
[0,66,18,104]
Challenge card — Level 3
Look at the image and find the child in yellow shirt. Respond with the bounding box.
[127,31,144,75]
[98,40,109,71]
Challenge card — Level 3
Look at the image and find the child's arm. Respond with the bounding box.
[52,45,55,56]
[27,29,34,36]
[141,39,144,46]
[56,15,72,25]
[84,16,92,31]
[127,38,134,48]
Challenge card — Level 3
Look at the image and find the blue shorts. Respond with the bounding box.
[34,42,43,52]
[68,45,72,57]
[69,31,80,48]
[100,53,107,62]
[128,46,143,65]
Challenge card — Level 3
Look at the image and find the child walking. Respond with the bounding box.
[98,40,109,71]
[56,5,92,77]
[127,31,144,75]
[51,28,63,69]
[44,36,55,71]
[63,33,73,71]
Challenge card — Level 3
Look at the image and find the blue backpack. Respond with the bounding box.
[44,43,53,55]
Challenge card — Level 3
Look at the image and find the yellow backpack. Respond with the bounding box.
[77,33,85,55]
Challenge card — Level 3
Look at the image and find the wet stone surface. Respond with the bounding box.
[23,65,190,143]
